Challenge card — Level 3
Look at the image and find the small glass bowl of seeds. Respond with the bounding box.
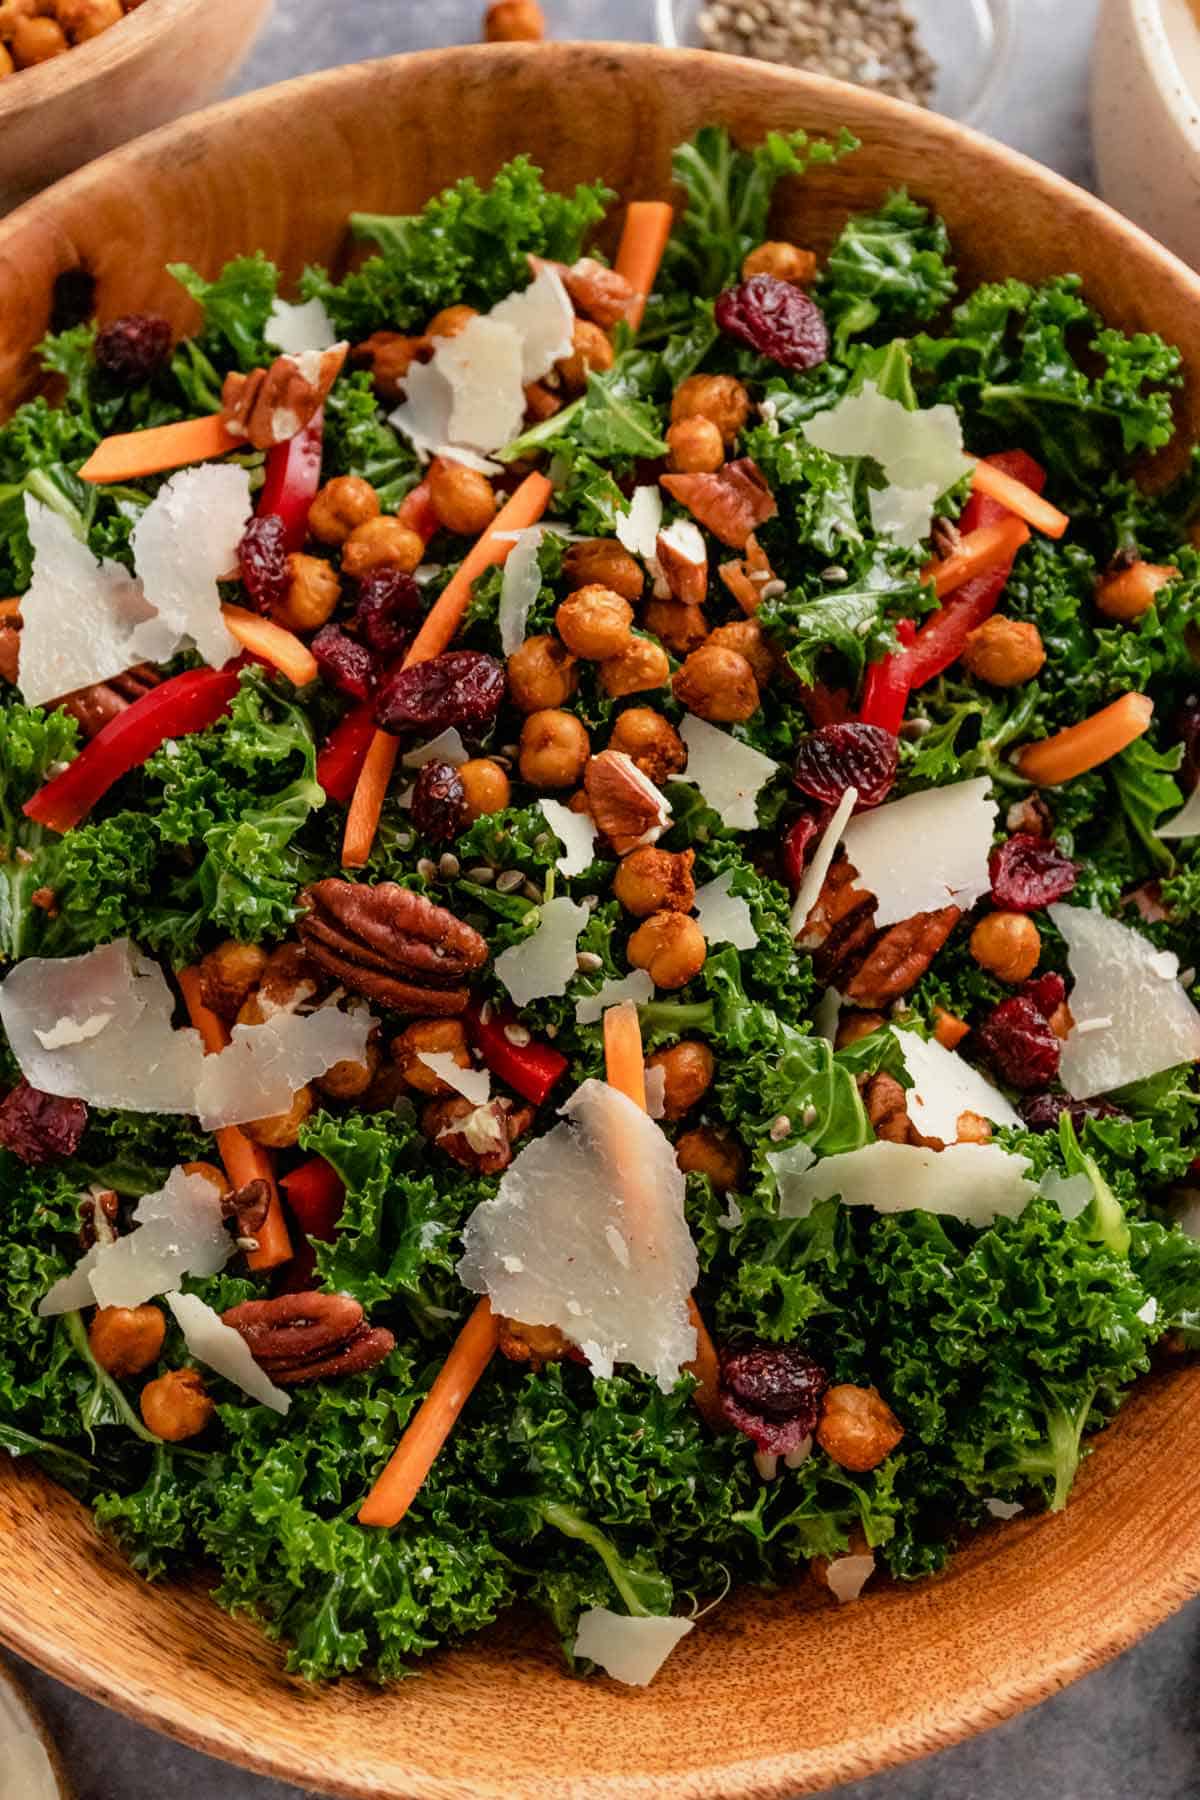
[655,0,1013,127]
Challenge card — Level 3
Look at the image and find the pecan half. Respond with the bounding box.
[422,1094,534,1175]
[220,1178,272,1244]
[660,459,778,550]
[799,856,878,986]
[60,664,161,741]
[221,1290,395,1386]
[221,344,348,451]
[562,257,636,328]
[798,855,958,1006]
[584,749,671,856]
[297,880,488,1014]
[842,906,960,1008]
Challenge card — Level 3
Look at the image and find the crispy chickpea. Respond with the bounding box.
[88,1304,166,1378]
[428,461,497,537]
[673,644,759,722]
[955,1110,992,1145]
[646,1040,714,1120]
[458,756,511,821]
[707,618,775,685]
[599,638,670,699]
[969,911,1042,983]
[0,0,34,34]
[316,1038,381,1101]
[10,11,64,59]
[354,331,426,403]
[742,241,818,285]
[1049,1001,1074,1042]
[1095,559,1179,621]
[140,1368,214,1443]
[425,304,478,340]
[816,1384,903,1472]
[341,516,424,578]
[627,909,707,989]
[556,319,614,395]
[562,538,644,602]
[643,598,708,657]
[556,584,634,660]
[519,708,591,789]
[933,1006,970,1049]
[612,845,696,917]
[243,1084,314,1149]
[666,416,725,474]
[56,0,121,40]
[275,553,340,632]
[675,1126,744,1193]
[393,1018,471,1095]
[507,634,579,712]
[608,708,687,785]
[181,1161,232,1203]
[834,1010,886,1051]
[483,0,545,39]
[671,373,751,446]
[261,942,323,1010]
[961,616,1045,687]
[198,938,267,1022]
[307,475,380,547]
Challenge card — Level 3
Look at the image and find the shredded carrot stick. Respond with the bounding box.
[924,517,1030,599]
[342,471,554,868]
[0,598,20,620]
[176,967,293,1272]
[1017,692,1154,787]
[78,413,235,484]
[969,456,1069,540]
[614,200,675,333]
[358,1297,501,1528]
[221,605,319,688]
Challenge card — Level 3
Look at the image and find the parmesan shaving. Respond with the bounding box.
[1037,1170,1094,1222]
[539,797,599,878]
[780,1140,1036,1226]
[499,527,545,656]
[692,871,758,950]
[400,728,468,768]
[675,717,779,831]
[1157,784,1200,840]
[39,1168,231,1316]
[494,897,590,1006]
[813,987,842,1044]
[615,486,663,560]
[984,1497,1024,1520]
[265,295,336,355]
[789,786,858,936]
[436,315,527,454]
[802,381,971,548]
[841,777,997,927]
[130,465,252,669]
[165,1291,291,1414]
[193,1006,375,1129]
[896,1030,1020,1140]
[572,1610,694,1687]
[416,1052,491,1106]
[824,1552,876,1604]
[766,1140,817,1214]
[575,969,654,1026]
[489,265,575,381]
[1050,903,1200,1098]
[389,359,457,464]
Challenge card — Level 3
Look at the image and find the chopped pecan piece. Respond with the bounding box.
[583,749,671,856]
[864,1072,919,1145]
[660,459,778,550]
[297,880,488,1014]
[562,257,636,328]
[221,1290,395,1385]
[220,1178,272,1244]
[0,616,20,686]
[718,533,778,614]
[79,1185,120,1251]
[221,344,348,451]
[842,906,960,1008]
[498,1316,583,1370]
[798,856,878,987]
[654,524,708,607]
[59,664,161,741]
[351,331,428,401]
[422,1094,535,1175]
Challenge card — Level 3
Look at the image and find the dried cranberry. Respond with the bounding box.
[719,1342,829,1456]
[1020,971,1066,1020]
[0,1081,87,1165]
[237,515,291,615]
[781,809,826,892]
[411,760,467,844]
[312,625,375,700]
[793,722,898,809]
[1020,1093,1128,1133]
[94,313,173,385]
[356,568,421,657]
[375,650,505,741]
[714,275,830,371]
[989,834,1078,912]
[976,997,1061,1091]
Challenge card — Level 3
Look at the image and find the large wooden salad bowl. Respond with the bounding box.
[1,42,1199,1800]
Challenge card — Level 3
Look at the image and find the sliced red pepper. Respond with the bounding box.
[257,410,325,553]
[468,1001,568,1107]
[859,618,916,734]
[316,701,377,804]
[397,475,439,545]
[281,1155,345,1240]
[24,666,241,833]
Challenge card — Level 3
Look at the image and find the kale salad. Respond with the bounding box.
[2,125,1200,1688]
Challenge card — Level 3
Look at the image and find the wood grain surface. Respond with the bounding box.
[1,41,1199,1800]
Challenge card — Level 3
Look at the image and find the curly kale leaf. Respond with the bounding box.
[0,700,79,962]
[818,192,957,351]
[168,253,280,372]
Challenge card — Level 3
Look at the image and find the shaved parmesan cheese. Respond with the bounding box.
[193,1005,375,1129]
[574,969,653,1026]
[1138,1296,1159,1326]
[813,986,842,1044]
[417,1052,490,1106]
[389,359,456,463]
[984,1497,1024,1520]
[766,1140,817,1214]
[35,1012,113,1050]
[615,486,663,560]
[781,1140,1036,1226]
[401,728,468,768]
[490,265,575,381]
[457,1078,699,1389]
[896,1030,1020,1140]
[841,778,997,927]
[494,897,589,1006]
[131,465,251,669]
[802,381,971,548]
[693,870,758,950]
[165,1291,290,1414]
[790,786,858,936]
[1039,1170,1093,1222]
[573,1610,694,1686]
[645,1063,667,1119]
[1050,903,1200,1098]
[1157,785,1200,840]
[40,1168,231,1316]
[436,315,527,453]
[676,716,779,831]
[825,1552,876,1604]
[539,797,599,878]
[265,295,336,355]
[499,527,545,656]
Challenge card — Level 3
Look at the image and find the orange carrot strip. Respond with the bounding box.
[358,1297,500,1528]
[614,200,675,333]
[176,967,293,1272]
[1017,693,1154,787]
[78,413,234,485]
[924,517,1030,599]
[221,605,319,687]
[341,471,554,868]
[969,456,1069,540]
[0,598,20,620]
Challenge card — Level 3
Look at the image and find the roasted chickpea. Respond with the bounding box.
[643,598,709,657]
[556,584,634,660]
[556,319,614,394]
[180,1160,232,1203]
[607,708,687,785]
[0,0,34,35]
[140,1368,214,1443]
[627,909,707,989]
[340,517,424,578]
[955,1110,992,1145]
[425,304,478,340]
[1095,559,1179,621]
[458,757,511,821]
[961,616,1045,687]
[742,241,818,285]
[707,618,775,684]
[10,11,64,59]
[307,475,380,546]
[969,911,1042,983]
[524,380,562,422]
[834,1010,886,1051]
[243,1084,315,1149]
[562,537,644,602]
[354,331,426,403]
[599,638,670,699]
[646,1040,714,1119]
[275,553,340,632]
[816,1384,903,1472]
[507,634,579,711]
[316,1038,381,1101]
[393,1018,472,1095]
[260,943,323,1011]
[671,373,750,446]
[56,0,121,40]
[933,1006,970,1050]
[675,1126,744,1193]
[198,938,267,1023]
[673,644,759,722]
[88,1304,166,1378]
[0,42,11,74]
[519,708,591,789]
[483,0,545,39]
[428,461,497,537]
[612,845,696,917]
[666,416,725,474]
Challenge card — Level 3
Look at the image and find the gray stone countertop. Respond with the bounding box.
[9,1,1200,1796]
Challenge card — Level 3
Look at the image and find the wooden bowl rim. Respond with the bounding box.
[0,0,232,123]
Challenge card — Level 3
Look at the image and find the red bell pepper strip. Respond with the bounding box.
[24,666,241,833]
[859,619,916,734]
[281,1156,345,1241]
[468,1002,568,1107]
[257,410,325,553]
[316,701,377,805]
[397,475,439,545]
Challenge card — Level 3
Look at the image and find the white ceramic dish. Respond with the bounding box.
[1093,0,1200,266]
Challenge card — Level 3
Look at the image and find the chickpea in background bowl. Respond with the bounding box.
[0,0,143,76]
